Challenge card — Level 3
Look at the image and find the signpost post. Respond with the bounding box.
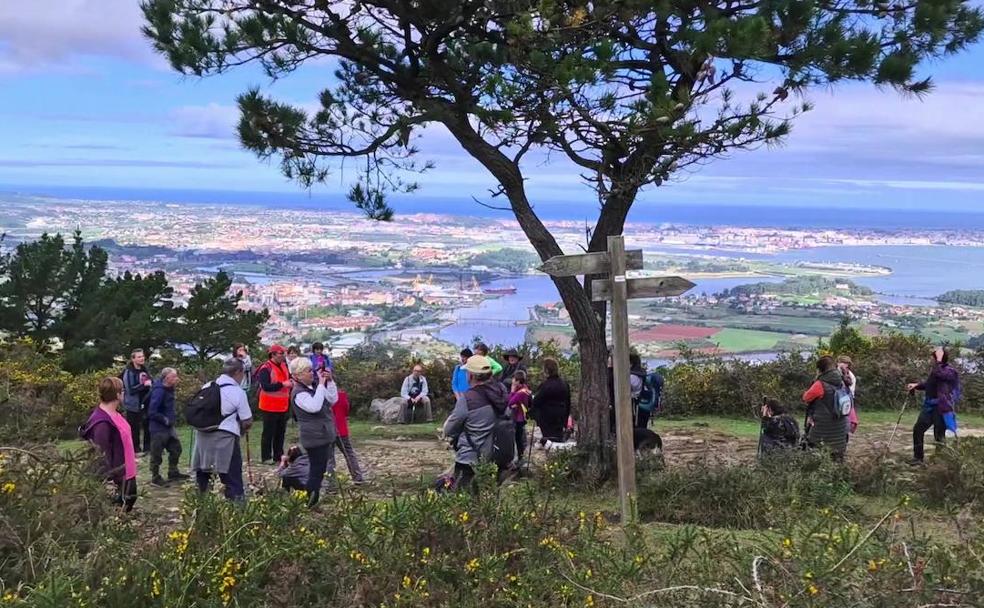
[539,236,694,524]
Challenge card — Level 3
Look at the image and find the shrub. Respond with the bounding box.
[637,451,854,529]
[5,451,984,607]
[918,437,984,511]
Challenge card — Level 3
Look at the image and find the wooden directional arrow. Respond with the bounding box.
[591,275,695,301]
[538,249,643,277]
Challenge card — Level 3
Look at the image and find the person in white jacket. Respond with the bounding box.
[399,365,433,423]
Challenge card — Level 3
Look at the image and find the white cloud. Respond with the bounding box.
[168,103,239,139]
[0,0,161,74]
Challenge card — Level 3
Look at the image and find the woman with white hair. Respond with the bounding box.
[288,356,339,508]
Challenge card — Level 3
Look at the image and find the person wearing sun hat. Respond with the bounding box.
[499,348,527,389]
[256,344,293,464]
[443,354,509,492]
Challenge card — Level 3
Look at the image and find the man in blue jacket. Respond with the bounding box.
[148,368,189,486]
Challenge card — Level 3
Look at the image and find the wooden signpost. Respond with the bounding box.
[539,235,695,524]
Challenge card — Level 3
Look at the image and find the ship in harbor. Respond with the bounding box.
[483,285,517,295]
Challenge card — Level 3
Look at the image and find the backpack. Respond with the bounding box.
[637,372,663,412]
[465,399,516,469]
[780,416,800,445]
[185,382,225,431]
[832,386,854,418]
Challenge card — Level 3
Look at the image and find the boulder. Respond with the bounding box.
[370,397,405,424]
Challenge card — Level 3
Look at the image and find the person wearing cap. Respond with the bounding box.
[256,344,293,464]
[443,354,509,492]
[499,348,527,389]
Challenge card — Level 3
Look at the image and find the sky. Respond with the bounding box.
[1,0,983,220]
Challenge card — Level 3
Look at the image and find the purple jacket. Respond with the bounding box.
[80,408,126,484]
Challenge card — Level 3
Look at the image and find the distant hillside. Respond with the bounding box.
[721,275,873,298]
[468,248,539,273]
[938,289,984,307]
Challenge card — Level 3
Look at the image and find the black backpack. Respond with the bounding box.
[185,382,225,431]
[489,406,516,469]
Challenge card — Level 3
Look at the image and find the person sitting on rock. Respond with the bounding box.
[399,365,433,423]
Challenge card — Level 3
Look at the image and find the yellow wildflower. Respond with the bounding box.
[806,583,819,596]
[459,511,470,524]
[1,482,15,495]
[585,594,595,607]
[466,558,480,573]
[168,530,189,556]
[782,538,793,549]
[402,575,412,589]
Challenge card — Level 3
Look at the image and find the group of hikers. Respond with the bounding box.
[758,347,961,467]
[80,338,961,511]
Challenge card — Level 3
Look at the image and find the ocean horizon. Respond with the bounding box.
[4,183,984,232]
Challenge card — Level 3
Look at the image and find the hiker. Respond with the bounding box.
[121,349,152,453]
[331,389,367,484]
[147,368,189,487]
[907,347,960,465]
[443,355,510,492]
[192,358,253,501]
[759,398,800,456]
[451,348,473,400]
[80,376,138,512]
[232,343,253,392]
[802,355,849,461]
[531,358,571,446]
[628,353,663,429]
[256,344,293,464]
[838,355,859,435]
[288,357,339,508]
[500,349,527,389]
[508,370,533,464]
[286,345,301,364]
[473,342,503,377]
[399,365,433,423]
[276,445,309,492]
[310,341,333,373]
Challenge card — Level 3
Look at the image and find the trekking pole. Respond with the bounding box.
[885,392,912,457]
[243,430,255,487]
[524,419,537,474]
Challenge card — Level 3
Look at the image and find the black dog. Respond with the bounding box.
[633,427,663,454]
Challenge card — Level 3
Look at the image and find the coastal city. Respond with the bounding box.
[3,192,984,359]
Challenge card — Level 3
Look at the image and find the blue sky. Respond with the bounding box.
[1,1,983,219]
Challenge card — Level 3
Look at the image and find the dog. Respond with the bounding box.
[633,427,663,456]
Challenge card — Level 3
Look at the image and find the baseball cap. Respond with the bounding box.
[463,355,492,374]
[268,344,286,354]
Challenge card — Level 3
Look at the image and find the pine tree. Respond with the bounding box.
[143,0,983,469]
[174,270,269,363]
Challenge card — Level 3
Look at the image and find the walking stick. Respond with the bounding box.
[524,419,537,474]
[243,430,255,487]
[884,392,912,457]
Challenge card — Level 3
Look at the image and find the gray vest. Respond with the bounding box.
[290,383,336,449]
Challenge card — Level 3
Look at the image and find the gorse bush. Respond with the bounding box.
[918,437,984,511]
[4,446,984,607]
[637,451,854,529]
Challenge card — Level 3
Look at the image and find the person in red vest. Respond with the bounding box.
[331,389,366,484]
[256,344,293,464]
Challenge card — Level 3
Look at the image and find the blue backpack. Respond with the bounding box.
[637,372,663,412]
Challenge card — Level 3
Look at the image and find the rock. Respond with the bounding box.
[370,397,405,424]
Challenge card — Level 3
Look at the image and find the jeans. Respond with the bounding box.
[113,478,138,512]
[260,410,288,462]
[149,431,182,478]
[329,435,365,482]
[281,476,306,491]
[913,406,946,461]
[636,407,652,429]
[196,440,245,500]
[125,409,150,452]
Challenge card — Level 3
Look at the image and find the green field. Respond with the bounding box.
[711,328,790,352]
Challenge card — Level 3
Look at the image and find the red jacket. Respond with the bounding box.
[332,390,351,437]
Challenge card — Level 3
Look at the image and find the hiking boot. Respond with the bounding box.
[907,458,926,467]
[150,475,168,487]
[168,471,191,481]
[352,478,369,486]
